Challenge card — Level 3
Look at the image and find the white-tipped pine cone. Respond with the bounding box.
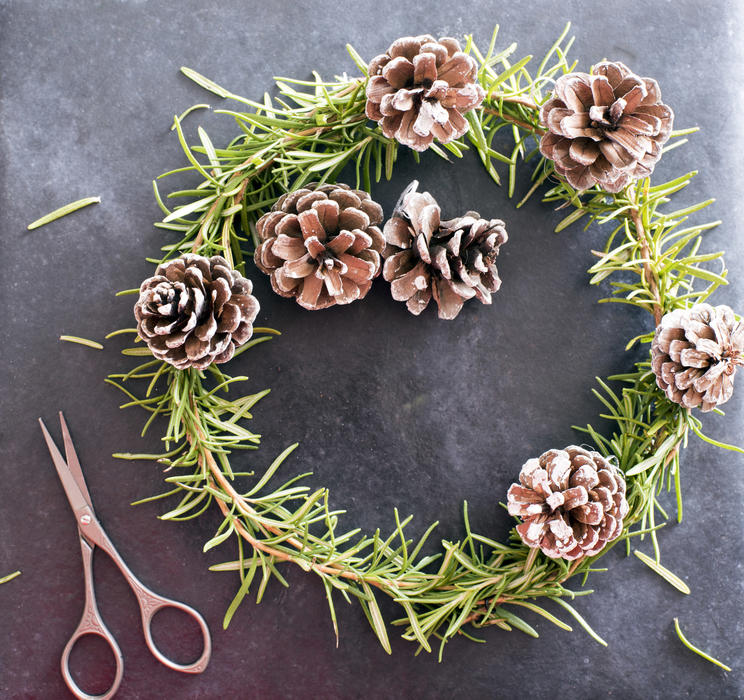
[651,304,744,411]
[382,181,507,320]
[539,61,673,192]
[134,254,259,370]
[507,446,629,561]
[254,183,385,310]
[365,35,484,151]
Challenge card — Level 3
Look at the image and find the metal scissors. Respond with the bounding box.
[39,412,211,700]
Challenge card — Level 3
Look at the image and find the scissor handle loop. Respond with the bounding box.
[130,581,212,674]
[61,539,125,700]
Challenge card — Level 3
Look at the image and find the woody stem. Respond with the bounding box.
[629,188,663,326]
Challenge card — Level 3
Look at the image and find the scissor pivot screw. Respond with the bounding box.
[80,514,92,525]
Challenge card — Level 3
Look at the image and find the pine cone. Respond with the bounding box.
[539,61,674,192]
[134,254,259,370]
[254,183,385,310]
[382,181,507,319]
[651,304,744,411]
[507,446,629,560]
[365,35,485,151]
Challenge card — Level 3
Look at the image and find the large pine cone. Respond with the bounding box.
[134,254,259,370]
[365,35,485,151]
[507,446,629,560]
[651,304,744,411]
[254,183,385,310]
[539,61,673,192]
[382,181,507,319]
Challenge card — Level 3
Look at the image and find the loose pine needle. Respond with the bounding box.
[60,335,104,350]
[673,618,732,672]
[0,571,21,585]
[634,551,691,594]
[27,196,100,230]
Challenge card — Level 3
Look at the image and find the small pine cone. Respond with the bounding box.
[539,61,674,192]
[254,183,385,310]
[134,254,259,370]
[365,35,485,151]
[651,304,744,411]
[382,181,507,320]
[507,446,629,561]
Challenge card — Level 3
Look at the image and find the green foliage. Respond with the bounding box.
[109,25,740,659]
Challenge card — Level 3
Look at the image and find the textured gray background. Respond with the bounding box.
[1,0,743,698]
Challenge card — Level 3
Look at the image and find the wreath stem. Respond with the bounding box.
[629,185,663,325]
[482,106,545,135]
[188,397,423,592]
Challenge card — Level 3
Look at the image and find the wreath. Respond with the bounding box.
[98,26,740,666]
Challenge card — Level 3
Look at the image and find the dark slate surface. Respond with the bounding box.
[1,1,742,698]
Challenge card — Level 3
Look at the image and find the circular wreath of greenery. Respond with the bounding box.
[107,25,741,663]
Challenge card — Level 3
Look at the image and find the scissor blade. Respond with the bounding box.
[39,417,90,515]
[58,411,93,508]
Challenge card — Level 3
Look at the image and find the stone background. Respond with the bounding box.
[1,1,742,697]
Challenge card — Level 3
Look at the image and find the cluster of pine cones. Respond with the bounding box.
[362,35,674,193]
[133,179,509,371]
[254,180,508,320]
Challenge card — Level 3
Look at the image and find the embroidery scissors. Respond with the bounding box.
[39,412,211,700]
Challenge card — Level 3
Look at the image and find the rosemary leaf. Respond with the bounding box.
[673,618,732,672]
[27,196,100,230]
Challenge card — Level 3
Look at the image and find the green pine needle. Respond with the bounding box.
[60,335,104,350]
[27,196,100,230]
[0,571,21,585]
[674,618,732,672]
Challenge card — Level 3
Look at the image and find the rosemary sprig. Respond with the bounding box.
[108,25,740,662]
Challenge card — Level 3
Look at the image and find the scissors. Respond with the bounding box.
[39,412,211,700]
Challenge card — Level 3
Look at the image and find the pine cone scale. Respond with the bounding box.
[298,209,326,240]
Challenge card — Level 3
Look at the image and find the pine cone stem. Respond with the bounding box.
[191,198,222,255]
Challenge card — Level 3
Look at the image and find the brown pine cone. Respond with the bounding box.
[254,183,385,310]
[134,254,259,370]
[507,446,629,560]
[539,61,674,192]
[382,181,507,319]
[651,304,744,411]
[365,35,485,151]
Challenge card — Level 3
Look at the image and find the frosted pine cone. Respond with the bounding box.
[134,254,259,370]
[382,181,507,319]
[651,304,744,411]
[539,61,673,192]
[365,35,485,151]
[254,183,385,310]
[507,446,629,560]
